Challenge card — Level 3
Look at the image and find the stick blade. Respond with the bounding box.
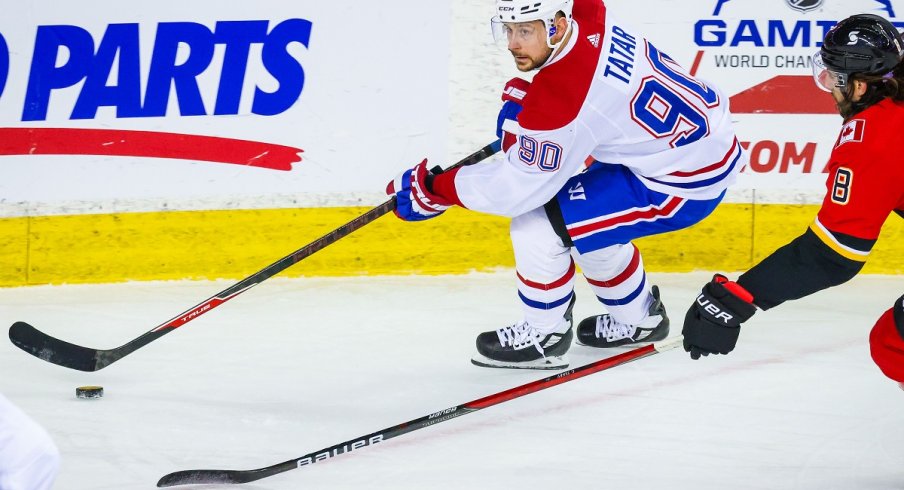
[9,321,101,372]
[157,470,249,487]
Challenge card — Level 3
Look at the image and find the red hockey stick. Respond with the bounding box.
[157,336,683,487]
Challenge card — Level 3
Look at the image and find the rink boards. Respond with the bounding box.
[3,0,904,286]
[1,202,902,286]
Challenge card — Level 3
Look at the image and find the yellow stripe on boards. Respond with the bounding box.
[0,217,29,286]
[1,204,902,287]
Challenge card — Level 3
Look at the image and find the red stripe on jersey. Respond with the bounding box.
[502,131,518,152]
[518,260,576,290]
[517,0,607,131]
[585,245,640,288]
[567,196,685,238]
[667,138,739,178]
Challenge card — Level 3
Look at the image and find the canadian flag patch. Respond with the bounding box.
[836,119,865,148]
[587,33,600,48]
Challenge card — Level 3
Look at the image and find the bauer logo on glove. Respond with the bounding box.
[682,274,757,359]
[694,294,739,325]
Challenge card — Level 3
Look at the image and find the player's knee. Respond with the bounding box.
[510,207,564,255]
[869,296,904,383]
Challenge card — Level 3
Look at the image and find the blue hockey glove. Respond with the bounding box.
[386,159,452,222]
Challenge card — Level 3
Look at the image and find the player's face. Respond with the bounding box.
[830,85,855,119]
[831,80,867,119]
[503,21,553,71]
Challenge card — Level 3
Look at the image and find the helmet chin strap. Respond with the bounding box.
[544,19,572,49]
[536,20,573,70]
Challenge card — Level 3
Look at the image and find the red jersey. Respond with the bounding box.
[810,98,904,262]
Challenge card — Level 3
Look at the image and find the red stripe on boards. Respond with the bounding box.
[0,128,303,170]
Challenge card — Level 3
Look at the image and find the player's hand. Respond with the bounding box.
[682,274,757,360]
[497,77,530,151]
[386,159,452,222]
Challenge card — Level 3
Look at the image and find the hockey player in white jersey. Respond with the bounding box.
[387,0,745,369]
[0,393,60,490]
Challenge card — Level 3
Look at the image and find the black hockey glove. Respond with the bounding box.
[682,274,757,360]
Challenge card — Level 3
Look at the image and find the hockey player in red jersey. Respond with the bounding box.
[387,0,745,369]
[682,13,904,389]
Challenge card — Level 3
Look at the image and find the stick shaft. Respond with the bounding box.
[9,141,501,371]
[157,336,683,486]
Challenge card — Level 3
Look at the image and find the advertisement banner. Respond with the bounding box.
[609,0,903,202]
[0,0,451,216]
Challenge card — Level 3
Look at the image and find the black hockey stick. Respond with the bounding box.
[9,141,501,372]
[157,336,683,487]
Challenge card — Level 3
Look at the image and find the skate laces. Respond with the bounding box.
[596,316,637,342]
[496,321,546,354]
[596,313,662,341]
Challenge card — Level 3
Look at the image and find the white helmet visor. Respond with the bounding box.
[811,50,847,92]
[490,17,555,48]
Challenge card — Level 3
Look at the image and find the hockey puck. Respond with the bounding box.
[75,386,104,399]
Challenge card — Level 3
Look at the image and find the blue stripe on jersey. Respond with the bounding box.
[645,144,743,190]
[596,275,646,307]
[518,291,574,310]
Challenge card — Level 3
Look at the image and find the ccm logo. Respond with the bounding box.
[696,295,734,324]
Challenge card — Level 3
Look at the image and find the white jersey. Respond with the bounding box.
[0,393,59,490]
[447,0,743,217]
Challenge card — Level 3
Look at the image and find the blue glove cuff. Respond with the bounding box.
[496,100,523,140]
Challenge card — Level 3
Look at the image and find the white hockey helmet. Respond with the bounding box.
[491,0,574,49]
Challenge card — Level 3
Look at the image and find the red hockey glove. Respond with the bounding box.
[386,159,453,222]
[497,77,530,152]
[682,274,758,360]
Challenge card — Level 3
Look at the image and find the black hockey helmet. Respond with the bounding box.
[813,14,904,92]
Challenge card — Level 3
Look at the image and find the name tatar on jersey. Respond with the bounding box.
[836,119,866,148]
[601,23,638,93]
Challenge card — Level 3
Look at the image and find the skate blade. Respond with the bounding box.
[575,331,669,349]
[470,354,569,370]
[575,338,653,349]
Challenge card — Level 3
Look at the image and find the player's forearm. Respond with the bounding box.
[435,156,577,217]
[736,228,865,310]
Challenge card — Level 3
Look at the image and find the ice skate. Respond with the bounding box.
[471,295,575,370]
[576,285,669,348]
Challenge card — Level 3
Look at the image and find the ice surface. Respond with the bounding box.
[1,271,902,490]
